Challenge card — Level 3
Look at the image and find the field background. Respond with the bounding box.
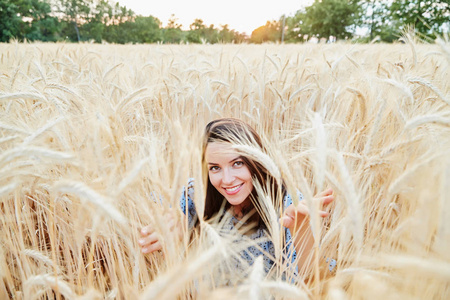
[1,40,449,299]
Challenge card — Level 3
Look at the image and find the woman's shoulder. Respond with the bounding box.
[180,178,197,225]
[181,178,195,199]
[187,178,194,190]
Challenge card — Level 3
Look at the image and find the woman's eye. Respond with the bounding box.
[234,161,244,167]
[209,166,220,171]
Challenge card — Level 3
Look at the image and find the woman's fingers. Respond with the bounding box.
[316,190,334,218]
[139,212,183,255]
[138,232,160,248]
[280,215,295,228]
[138,229,164,254]
[314,188,335,207]
[140,225,154,237]
[319,210,330,217]
[140,210,176,237]
[139,208,186,255]
[316,188,333,197]
[281,189,335,230]
[281,204,309,228]
[141,241,162,254]
[319,194,334,206]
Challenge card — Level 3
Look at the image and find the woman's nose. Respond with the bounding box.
[222,168,235,184]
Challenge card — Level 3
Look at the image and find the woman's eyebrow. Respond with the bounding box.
[208,156,242,165]
[229,156,242,163]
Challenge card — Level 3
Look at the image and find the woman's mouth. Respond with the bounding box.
[223,183,244,195]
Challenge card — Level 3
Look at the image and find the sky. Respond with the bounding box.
[118,0,313,35]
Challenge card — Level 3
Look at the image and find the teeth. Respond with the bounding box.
[225,184,242,192]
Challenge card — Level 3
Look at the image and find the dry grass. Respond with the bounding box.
[0,40,449,299]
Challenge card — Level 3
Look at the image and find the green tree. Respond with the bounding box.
[221,26,247,43]
[25,0,60,41]
[358,0,399,42]
[187,18,206,43]
[0,0,59,42]
[390,0,450,36]
[80,0,111,42]
[0,0,23,42]
[218,24,235,43]
[57,0,93,41]
[186,19,222,44]
[81,21,104,43]
[218,24,246,43]
[295,0,362,41]
[129,16,162,43]
[162,14,185,43]
[82,0,136,43]
[202,24,219,43]
[250,20,281,43]
[100,1,136,43]
[284,12,305,42]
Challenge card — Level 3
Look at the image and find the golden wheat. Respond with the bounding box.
[0,40,449,299]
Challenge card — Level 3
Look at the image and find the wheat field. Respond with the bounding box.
[0,38,449,299]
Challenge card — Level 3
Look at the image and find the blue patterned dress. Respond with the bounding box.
[179,180,305,275]
[179,180,337,276]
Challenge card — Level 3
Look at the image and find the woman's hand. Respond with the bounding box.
[139,224,162,254]
[139,210,181,254]
[280,188,334,230]
[279,188,335,271]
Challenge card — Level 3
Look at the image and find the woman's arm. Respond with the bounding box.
[280,188,334,271]
[139,181,196,254]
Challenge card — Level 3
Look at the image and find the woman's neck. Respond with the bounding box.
[232,197,252,220]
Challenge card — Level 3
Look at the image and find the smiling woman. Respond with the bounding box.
[139,118,335,278]
[201,118,279,225]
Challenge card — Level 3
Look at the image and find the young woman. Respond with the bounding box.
[139,118,335,276]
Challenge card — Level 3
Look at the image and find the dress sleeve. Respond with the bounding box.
[283,190,304,209]
[179,178,197,228]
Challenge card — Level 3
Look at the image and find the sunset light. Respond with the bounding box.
[117,0,312,34]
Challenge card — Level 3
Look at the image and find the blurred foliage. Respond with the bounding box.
[356,0,400,43]
[0,0,245,43]
[0,0,59,42]
[390,0,450,37]
[0,0,448,43]
[250,21,281,43]
[285,0,449,43]
[302,0,361,40]
[284,0,362,42]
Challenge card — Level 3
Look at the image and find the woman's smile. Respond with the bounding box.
[223,183,244,195]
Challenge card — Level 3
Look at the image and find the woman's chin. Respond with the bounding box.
[224,194,251,207]
[226,198,245,206]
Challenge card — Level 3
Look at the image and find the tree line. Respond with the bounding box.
[255,0,449,43]
[0,0,246,43]
[1,0,448,44]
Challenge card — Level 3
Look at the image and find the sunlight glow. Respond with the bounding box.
[117,0,313,35]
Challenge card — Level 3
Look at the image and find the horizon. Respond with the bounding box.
[117,0,313,35]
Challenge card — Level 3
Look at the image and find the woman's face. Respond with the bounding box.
[205,142,253,208]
